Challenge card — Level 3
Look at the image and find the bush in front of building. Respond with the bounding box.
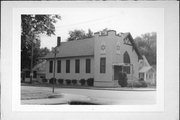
[42,78,47,83]
[118,72,128,87]
[72,79,77,85]
[58,79,64,85]
[128,80,147,88]
[65,79,71,85]
[79,79,86,86]
[49,78,57,84]
[87,78,94,86]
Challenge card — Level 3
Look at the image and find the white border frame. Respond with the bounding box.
[12,7,164,112]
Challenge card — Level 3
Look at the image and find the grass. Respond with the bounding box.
[21,86,63,100]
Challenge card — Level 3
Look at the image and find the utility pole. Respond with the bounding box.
[52,36,61,93]
[52,47,59,93]
[30,41,34,84]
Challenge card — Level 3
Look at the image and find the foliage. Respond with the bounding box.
[135,32,156,65]
[49,78,57,84]
[100,28,109,35]
[58,79,64,84]
[128,80,147,88]
[87,78,94,86]
[21,14,60,69]
[65,79,71,85]
[79,79,86,86]
[72,79,77,85]
[67,29,93,41]
[118,72,128,87]
[42,78,48,83]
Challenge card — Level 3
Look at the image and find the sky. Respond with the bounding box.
[40,8,163,49]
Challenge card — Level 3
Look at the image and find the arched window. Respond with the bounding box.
[123,51,130,64]
[123,51,131,74]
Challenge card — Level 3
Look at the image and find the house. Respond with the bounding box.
[44,30,142,87]
[21,60,47,83]
[32,60,47,82]
[21,68,37,83]
[139,55,156,85]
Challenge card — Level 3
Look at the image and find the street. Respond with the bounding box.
[21,86,156,105]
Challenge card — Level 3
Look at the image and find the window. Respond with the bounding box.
[75,59,80,73]
[123,51,130,64]
[123,66,130,74]
[49,60,53,73]
[86,59,91,73]
[57,60,61,73]
[100,57,106,73]
[139,73,144,79]
[123,51,130,74]
[66,60,70,73]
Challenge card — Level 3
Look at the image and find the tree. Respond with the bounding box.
[21,14,60,70]
[100,28,109,35]
[67,29,93,41]
[135,32,156,65]
[86,29,93,38]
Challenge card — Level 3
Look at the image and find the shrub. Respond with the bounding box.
[118,72,128,87]
[87,78,94,86]
[58,79,64,85]
[128,80,147,88]
[79,79,86,86]
[72,79,77,85]
[139,78,144,81]
[65,79,71,85]
[49,78,56,84]
[139,80,148,87]
[42,78,47,83]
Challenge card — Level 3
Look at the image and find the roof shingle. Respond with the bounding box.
[44,37,94,59]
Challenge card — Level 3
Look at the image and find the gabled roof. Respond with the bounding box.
[43,30,142,60]
[124,32,142,59]
[139,66,152,73]
[44,37,94,59]
[33,60,47,71]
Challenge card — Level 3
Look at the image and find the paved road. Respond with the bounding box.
[21,86,156,105]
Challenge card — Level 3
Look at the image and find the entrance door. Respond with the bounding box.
[114,66,122,80]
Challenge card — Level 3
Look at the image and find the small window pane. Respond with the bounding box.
[49,61,53,73]
[75,59,80,73]
[57,60,61,73]
[86,59,91,73]
[66,60,70,73]
[123,66,130,74]
[100,57,106,73]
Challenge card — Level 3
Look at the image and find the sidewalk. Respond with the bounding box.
[21,83,156,91]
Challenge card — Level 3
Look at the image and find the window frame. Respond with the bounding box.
[86,59,91,73]
[49,60,53,73]
[57,60,61,73]
[75,59,80,73]
[100,57,106,73]
[66,60,70,73]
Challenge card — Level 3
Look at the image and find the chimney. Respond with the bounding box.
[57,36,61,47]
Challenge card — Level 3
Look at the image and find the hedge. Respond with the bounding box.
[79,79,86,86]
[65,79,71,85]
[128,80,147,88]
[72,79,77,85]
[118,72,128,87]
[87,78,94,86]
[42,78,47,83]
[58,79,64,84]
[49,78,56,84]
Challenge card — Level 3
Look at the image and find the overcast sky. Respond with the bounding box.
[40,8,163,49]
